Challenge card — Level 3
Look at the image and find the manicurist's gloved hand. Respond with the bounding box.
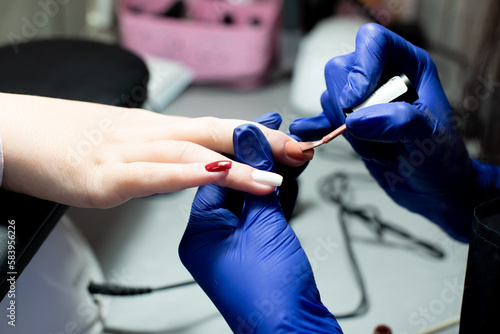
[252,112,309,222]
[179,124,343,333]
[290,23,500,242]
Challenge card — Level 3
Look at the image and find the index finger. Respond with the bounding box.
[148,114,314,166]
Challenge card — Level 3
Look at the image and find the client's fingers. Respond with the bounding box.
[109,162,232,205]
[156,115,313,166]
[110,140,279,205]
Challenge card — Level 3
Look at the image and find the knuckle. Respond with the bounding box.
[142,165,161,189]
[325,55,351,75]
[393,103,414,125]
[83,165,108,208]
[202,116,223,147]
[359,22,386,40]
[176,140,201,162]
[394,103,425,134]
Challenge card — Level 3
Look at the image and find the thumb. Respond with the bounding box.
[346,102,430,144]
[233,123,277,174]
[289,112,333,142]
[233,124,285,228]
[252,112,283,130]
[289,90,338,141]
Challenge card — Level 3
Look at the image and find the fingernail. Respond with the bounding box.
[205,160,232,172]
[285,141,314,161]
[252,170,283,187]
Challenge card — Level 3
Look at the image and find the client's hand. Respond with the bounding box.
[179,124,342,333]
[0,93,311,208]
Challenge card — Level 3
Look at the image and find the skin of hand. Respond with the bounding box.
[290,23,500,242]
[0,93,311,208]
[179,123,343,333]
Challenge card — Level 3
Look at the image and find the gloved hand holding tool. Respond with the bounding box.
[290,23,500,242]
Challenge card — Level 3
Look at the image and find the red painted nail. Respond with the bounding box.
[205,160,232,172]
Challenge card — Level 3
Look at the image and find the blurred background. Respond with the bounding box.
[0,1,498,334]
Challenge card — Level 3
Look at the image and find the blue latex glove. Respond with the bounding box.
[252,112,307,222]
[290,23,500,242]
[179,123,343,333]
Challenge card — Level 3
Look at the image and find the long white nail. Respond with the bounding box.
[252,170,283,187]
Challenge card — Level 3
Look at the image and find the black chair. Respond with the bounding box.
[0,39,149,300]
